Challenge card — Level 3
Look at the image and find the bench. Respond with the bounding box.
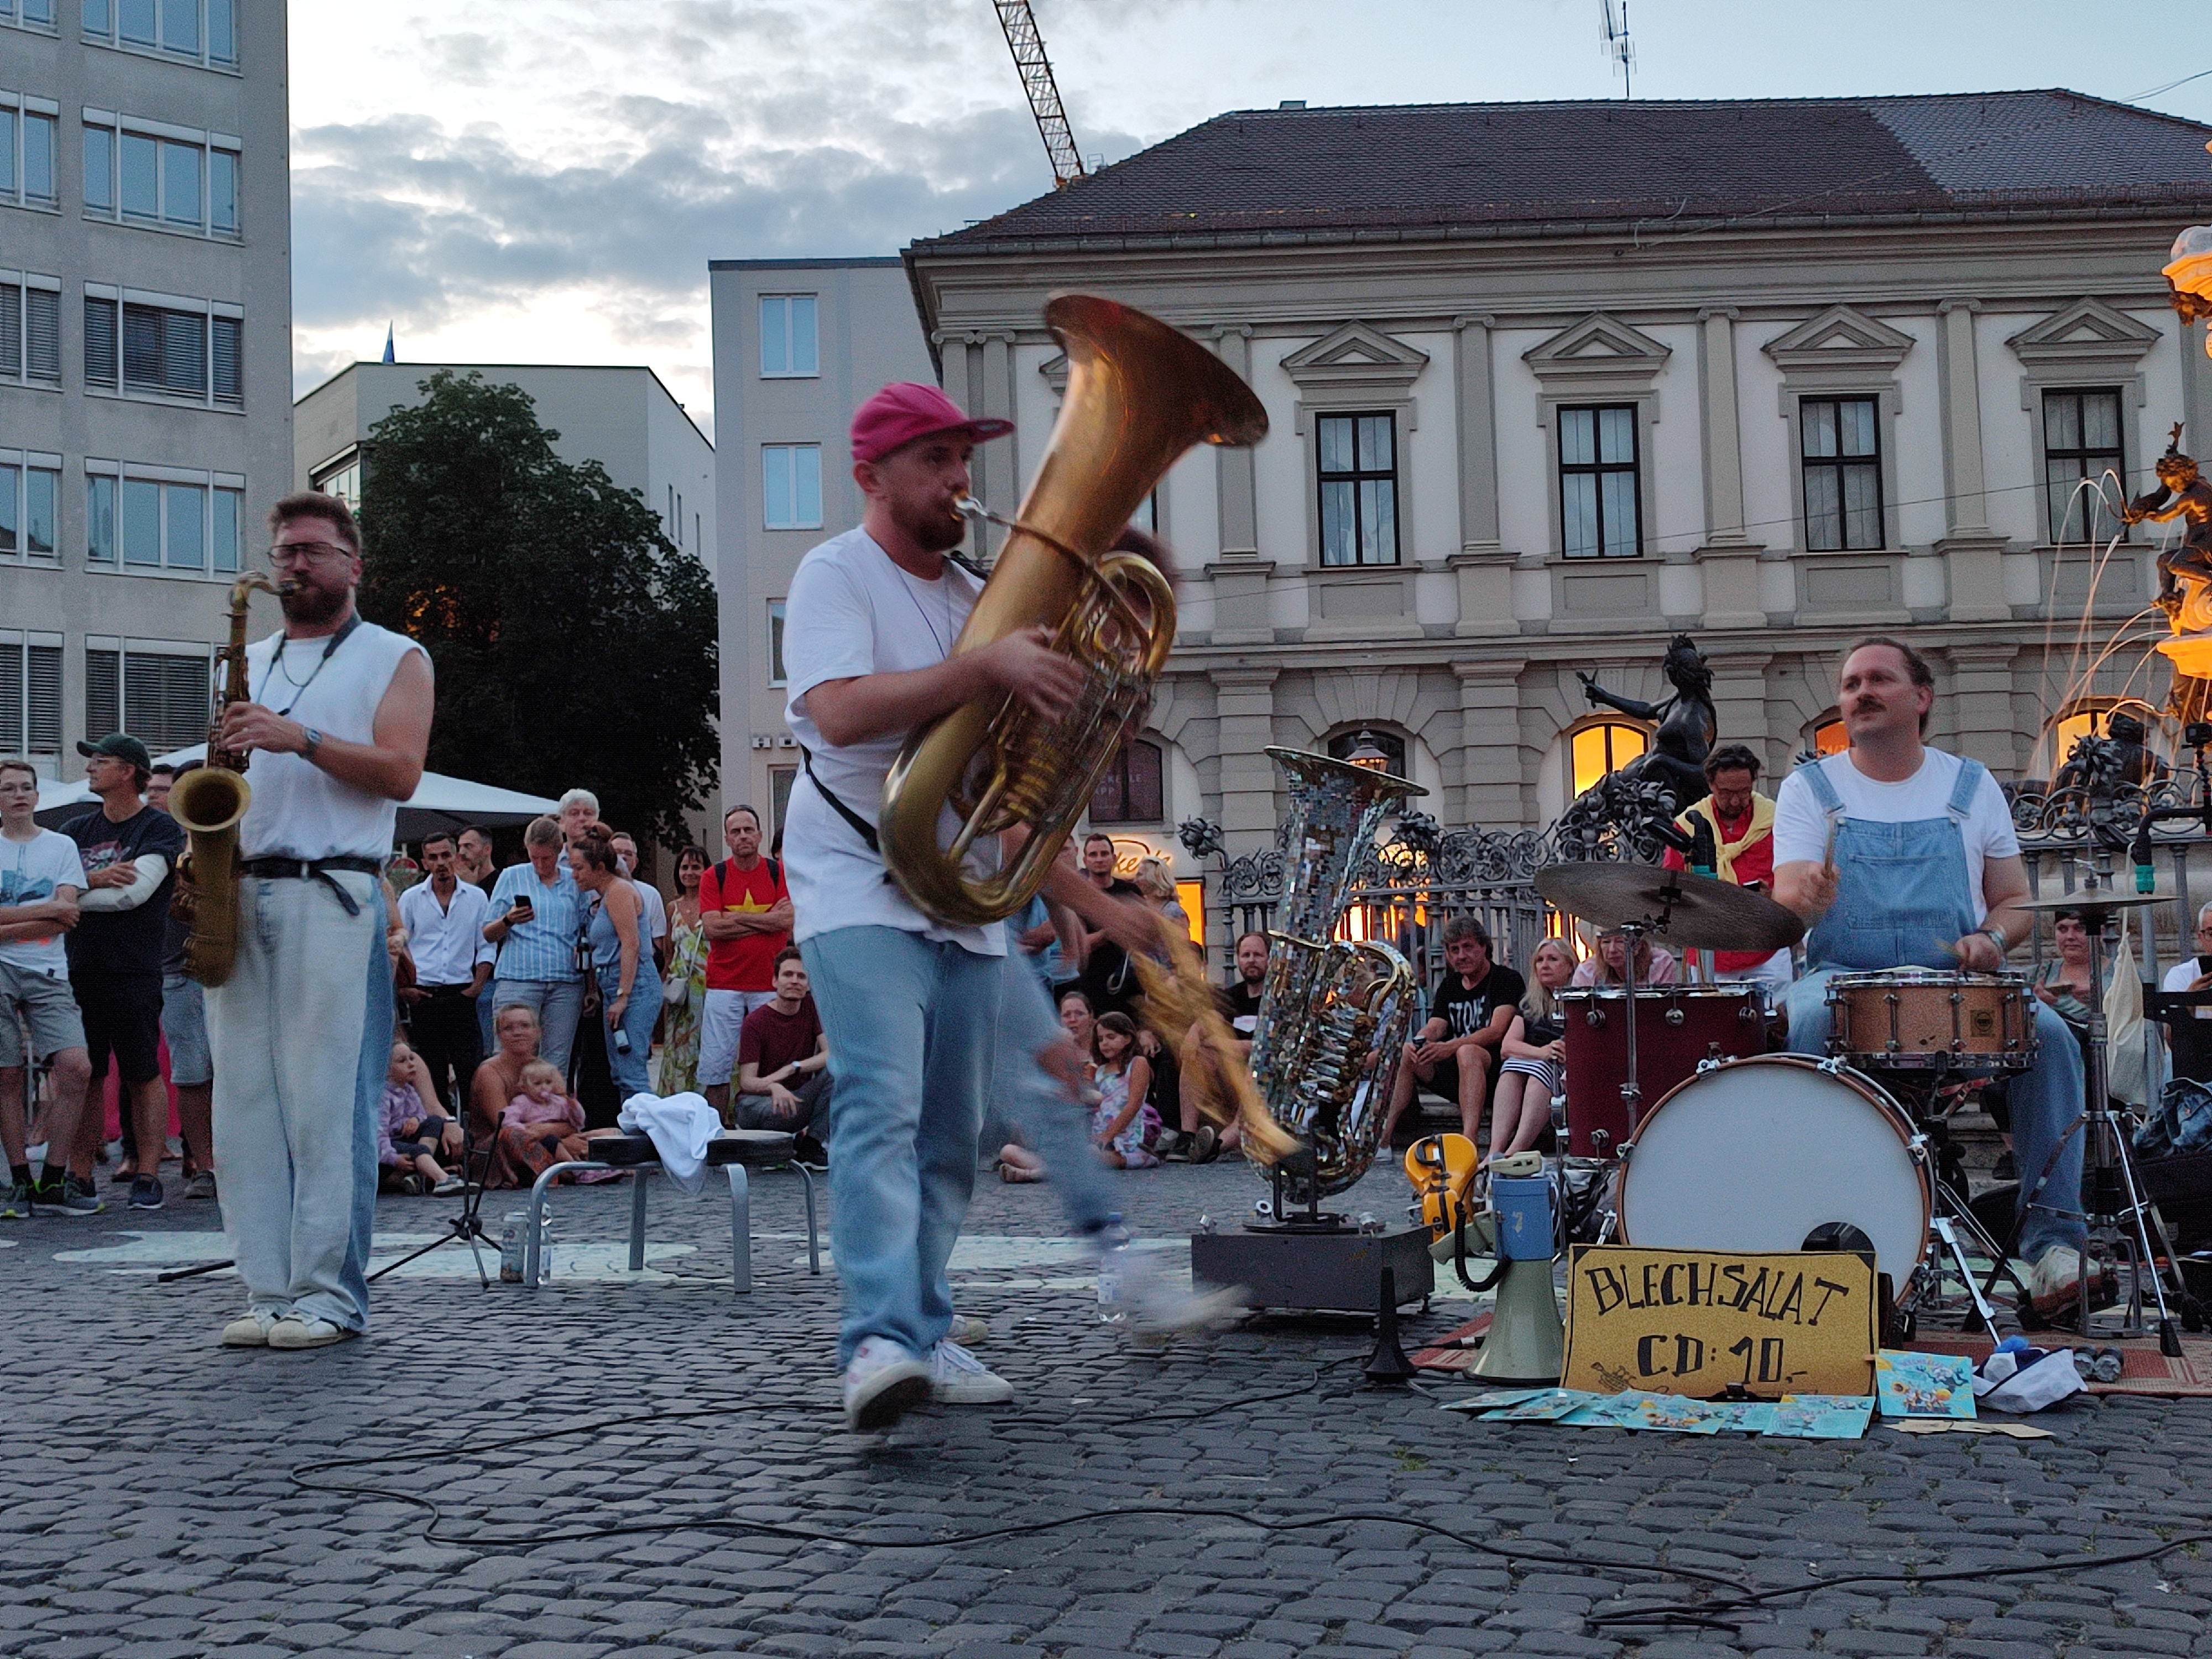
[523,1129,821,1295]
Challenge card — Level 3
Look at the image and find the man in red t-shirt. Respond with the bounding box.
[735,947,830,1152]
[699,804,794,1117]
[1660,743,1790,999]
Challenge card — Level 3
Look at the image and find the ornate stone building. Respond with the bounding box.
[902,91,2212,899]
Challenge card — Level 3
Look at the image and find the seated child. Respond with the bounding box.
[507,1058,592,1167]
[381,1042,464,1195]
[1090,1012,1161,1170]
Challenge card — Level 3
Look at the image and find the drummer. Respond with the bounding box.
[1771,636,2094,1321]
[1661,743,1793,1001]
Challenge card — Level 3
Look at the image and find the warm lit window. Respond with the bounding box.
[1175,878,1206,950]
[1570,720,1649,796]
[1813,718,1849,758]
[2049,702,2163,778]
[1090,735,1164,824]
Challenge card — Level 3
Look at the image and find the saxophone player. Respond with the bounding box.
[207,493,432,1352]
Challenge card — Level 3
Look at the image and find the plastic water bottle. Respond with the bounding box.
[499,1212,526,1283]
[538,1203,557,1283]
[1095,1213,1130,1323]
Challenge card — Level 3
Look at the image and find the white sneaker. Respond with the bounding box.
[218,1313,273,1348]
[2028,1245,2117,1323]
[267,1317,356,1350]
[843,1335,932,1431]
[1116,1246,1246,1339]
[947,1313,988,1347]
[930,1339,1014,1405]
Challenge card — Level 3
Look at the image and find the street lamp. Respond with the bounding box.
[1344,728,1390,772]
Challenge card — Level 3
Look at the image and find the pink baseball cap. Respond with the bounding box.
[849,382,1014,465]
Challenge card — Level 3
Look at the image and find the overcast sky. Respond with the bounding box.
[290,0,2212,437]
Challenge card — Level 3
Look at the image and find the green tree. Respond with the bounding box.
[357,371,719,847]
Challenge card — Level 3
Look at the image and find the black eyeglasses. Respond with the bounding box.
[265,540,352,568]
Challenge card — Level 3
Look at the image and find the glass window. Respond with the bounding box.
[759,295,818,377]
[123,302,207,397]
[212,486,238,572]
[25,466,53,555]
[1570,721,1650,797]
[761,444,822,530]
[0,465,17,551]
[0,109,13,199]
[22,112,53,201]
[2044,388,2125,545]
[767,598,786,685]
[0,281,15,377]
[208,148,236,231]
[1813,718,1849,758]
[117,0,154,43]
[23,0,53,22]
[1558,404,1641,559]
[158,0,195,53]
[84,124,113,210]
[84,295,117,387]
[122,477,159,564]
[120,132,156,217]
[86,474,116,561]
[1089,736,1165,824]
[83,0,110,32]
[207,0,233,61]
[161,139,200,225]
[1316,411,1400,566]
[165,482,204,570]
[1801,396,1883,551]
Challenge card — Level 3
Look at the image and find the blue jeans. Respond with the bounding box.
[994,951,1115,1237]
[1785,969,2086,1261]
[597,964,661,1100]
[801,926,1003,1368]
[488,977,585,1074]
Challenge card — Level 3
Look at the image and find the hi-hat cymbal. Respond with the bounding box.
[2015,886,2174,915]
[1535,862,1807,953]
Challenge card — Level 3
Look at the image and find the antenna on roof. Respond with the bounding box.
[1599,0,1634,99]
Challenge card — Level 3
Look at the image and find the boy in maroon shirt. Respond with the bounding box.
[735,948,828,1152]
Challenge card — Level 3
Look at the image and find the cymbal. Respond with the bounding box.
[1535,862,1806,953]
[2015,886,2174,914]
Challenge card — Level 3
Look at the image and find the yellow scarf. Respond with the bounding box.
[1673,792,1776,886]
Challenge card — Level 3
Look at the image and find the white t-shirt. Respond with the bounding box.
[2163,957,2212,1020]
[1772,749,2019,929]
[781,526,1004,956]
[632,878,667,945]
[0,827,90,976]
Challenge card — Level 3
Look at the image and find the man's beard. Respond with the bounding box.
[280,578,349,627]
[892,492,966,555]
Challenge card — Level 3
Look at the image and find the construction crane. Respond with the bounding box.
[1599,0,1634,99]
[993,0,1084,188]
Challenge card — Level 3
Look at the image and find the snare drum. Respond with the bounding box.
[1559,983,1766,1157]
[1615,1053,1931,1290]
[1827,969,2033,1074]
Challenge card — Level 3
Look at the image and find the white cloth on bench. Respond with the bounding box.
[618,1091,718,1194]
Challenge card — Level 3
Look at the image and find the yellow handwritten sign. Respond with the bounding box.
[1562,1245,1876,1399]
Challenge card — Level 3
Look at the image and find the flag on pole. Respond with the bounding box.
[381,324,395,364]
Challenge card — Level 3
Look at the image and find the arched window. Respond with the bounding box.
[1568,719,1649,797]
[1812,716,1849,757]
[2047,699,2165,779]
[1090,735,1164,825]
[1327,727,1407,774]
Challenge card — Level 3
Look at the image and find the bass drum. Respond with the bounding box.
[1616,1054,1931,1291]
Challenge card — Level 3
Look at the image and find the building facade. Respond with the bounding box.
[707,257,933,840]
[0,0,289,779]
[904,92,2212,888]
[293,361,716,580]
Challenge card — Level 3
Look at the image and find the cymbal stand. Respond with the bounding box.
[1890,1074,2013,1335]
[1615,919,1650,1143]
[1991,868,2182,1356]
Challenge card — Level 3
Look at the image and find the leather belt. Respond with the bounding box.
[238,854,384,917]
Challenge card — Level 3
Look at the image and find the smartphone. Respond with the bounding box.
[510,898,534,923]
[613,1030,632,1055]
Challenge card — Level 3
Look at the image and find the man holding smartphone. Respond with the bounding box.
[483,815,588,1073]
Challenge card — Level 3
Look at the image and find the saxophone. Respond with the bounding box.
[1248,748,1427,1205]
[168,572,281,985]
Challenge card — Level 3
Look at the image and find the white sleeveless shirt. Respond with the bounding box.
[237,618,426,860]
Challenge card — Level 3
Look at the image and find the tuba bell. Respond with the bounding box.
[1248,748,1427,1204]
[879,294,1267,927]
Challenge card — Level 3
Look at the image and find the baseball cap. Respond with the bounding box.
[77,733,153,771]
[850,382,1014,466]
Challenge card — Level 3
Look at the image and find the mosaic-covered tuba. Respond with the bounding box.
[1248,748,1427,1202]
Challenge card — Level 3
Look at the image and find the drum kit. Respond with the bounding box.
[1530,860,2192,1350]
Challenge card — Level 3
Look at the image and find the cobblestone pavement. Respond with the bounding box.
[5,1154,2211,1659]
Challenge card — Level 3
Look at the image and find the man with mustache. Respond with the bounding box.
[1772,635,2094,1322]
[204,492,432,1351]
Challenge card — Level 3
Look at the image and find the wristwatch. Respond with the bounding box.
[1980,922,2009,954]
[301,726,325,758]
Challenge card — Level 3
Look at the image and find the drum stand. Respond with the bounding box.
[1886,1077,2016,1338]
[1986,879,2185,1357]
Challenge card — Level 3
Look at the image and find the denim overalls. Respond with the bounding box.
[1781,754,2085,1261]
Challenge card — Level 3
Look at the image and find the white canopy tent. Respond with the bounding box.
[36,745,560,842]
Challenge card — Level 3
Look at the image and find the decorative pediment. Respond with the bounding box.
[1763,305,1917,375]
[1037,351,1068,395]
[1521,312,1672,389]
[2006,298,2162,367]
[1280,320,1430,392]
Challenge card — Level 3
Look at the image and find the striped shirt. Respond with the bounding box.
[487,859,585,984]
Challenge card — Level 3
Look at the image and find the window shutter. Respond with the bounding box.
[212,315,241,402]
[123,652,210,750]
[163,310,206,396]
[27,645,61,753]
[0,284,20,378]
[24,289,60,382]
[85,648,119,740]
[123,303,160,389]
[0,643,21,751]
[85,296,117,387]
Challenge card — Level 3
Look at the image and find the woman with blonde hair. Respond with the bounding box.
[1572,927,1678,988]
[1129,855,1190,938]
[1491,937,1578,1159]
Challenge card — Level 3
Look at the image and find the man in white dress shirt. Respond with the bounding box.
[397,831,494,1115]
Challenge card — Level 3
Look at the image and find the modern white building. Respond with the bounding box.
[707,257,933,840]
[0,0,289,779]
[293,361,716,580]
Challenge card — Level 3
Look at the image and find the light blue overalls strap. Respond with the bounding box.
[1800,757,1845,812]
[1944,756,1989,823]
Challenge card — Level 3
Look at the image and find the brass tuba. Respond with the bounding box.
[1248,748,1427,1204]
[879,294,1268,926]
[169,571,280,986]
